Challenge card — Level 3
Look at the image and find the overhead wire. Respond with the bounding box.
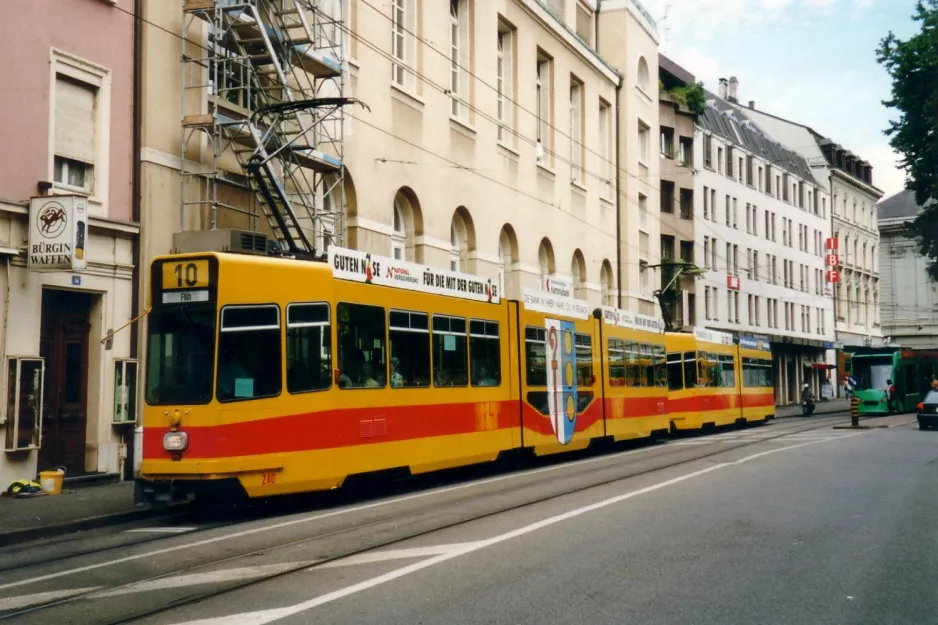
[110,2,891,319]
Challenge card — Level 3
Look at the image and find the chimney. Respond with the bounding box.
[718,77,728,100]
[728,76,738,103]
[748,100,755,109]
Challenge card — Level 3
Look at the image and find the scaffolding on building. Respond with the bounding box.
[179,0,349,256]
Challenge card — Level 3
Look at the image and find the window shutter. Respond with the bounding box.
[54,76,96,164]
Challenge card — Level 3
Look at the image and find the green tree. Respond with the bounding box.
[877,0,938,279]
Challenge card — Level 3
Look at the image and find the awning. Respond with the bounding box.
[804,363,836,369]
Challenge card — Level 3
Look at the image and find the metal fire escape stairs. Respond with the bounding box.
[180,0,363,257]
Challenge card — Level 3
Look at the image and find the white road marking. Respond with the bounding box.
[90,562,320,598]
[0,587,101,611]
[316,542,485,569]
[0,438,666,592]
[168,430,870,625]
[125,527,197,534]
[670,432,848,446]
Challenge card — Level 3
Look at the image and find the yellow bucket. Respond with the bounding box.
[39,470,64,495]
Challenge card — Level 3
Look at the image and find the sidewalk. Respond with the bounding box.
[0,481,156,547]
[775,398,849,418]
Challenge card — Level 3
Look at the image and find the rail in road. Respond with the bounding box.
[0,415,876,624]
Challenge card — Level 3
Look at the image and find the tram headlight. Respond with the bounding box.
[163,431,188,452]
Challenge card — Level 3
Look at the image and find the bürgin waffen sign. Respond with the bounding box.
[28,196,88,273]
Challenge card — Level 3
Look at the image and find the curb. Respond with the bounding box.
[0,506,182,548]
[774,407,848,419]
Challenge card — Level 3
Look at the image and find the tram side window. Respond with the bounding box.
[525,327,547,386]
[653,345,667,387]
[389,310,431,388]
[432,315,468,387]
[744,358,773,387]
[697,351,719,388]
[608,338,626,386]
[575,333,593,386]
[639,343,656,386]
[337,303,387,389]
[217,305,282,402]
[683,352,698,388]
[667,352,683,391]
[286,303,332,394]
[469,319,500,387]
[719,353,736,388]
[742,357,754,387]
[761,359,774,387]
[903,364,917,396]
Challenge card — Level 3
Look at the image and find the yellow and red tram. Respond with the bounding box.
[137,247,775,506]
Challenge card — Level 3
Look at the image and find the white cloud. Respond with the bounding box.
[663,46,720,86]
[647,0,849,42]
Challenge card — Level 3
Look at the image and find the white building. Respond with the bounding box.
[724,90,884,353]
[878,190,938,347]
[694,86,835,405]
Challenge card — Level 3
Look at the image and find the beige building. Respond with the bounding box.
[135,0,662,391]
[0,0,139,487]
[656,53,697,329]
[138,0,661,306]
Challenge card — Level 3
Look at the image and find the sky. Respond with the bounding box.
[642,0,921,202]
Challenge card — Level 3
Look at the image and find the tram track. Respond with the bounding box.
[0,415,852,624]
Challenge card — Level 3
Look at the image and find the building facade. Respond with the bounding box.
[136,0,663,395]
[597,0,662,317]
[656,54,697,329]
[0,0,139,486]
[695,90,834,405]
[818,138,884,348]
[728,92,885,384]
[878,190,938,347]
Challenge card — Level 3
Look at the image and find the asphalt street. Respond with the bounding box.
[0,414,932,625]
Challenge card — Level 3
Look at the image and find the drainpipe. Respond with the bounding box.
[615,75,623,309]
[127,0,144,482]
[594,0,602,50]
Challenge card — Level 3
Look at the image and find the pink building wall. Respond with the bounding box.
[0,0,135,221]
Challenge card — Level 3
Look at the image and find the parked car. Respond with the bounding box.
[916,390,938,430]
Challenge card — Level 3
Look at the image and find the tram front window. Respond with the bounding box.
[853,357,892,391]
[146,304,216,405]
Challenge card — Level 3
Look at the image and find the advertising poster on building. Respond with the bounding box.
[27,195,88,272]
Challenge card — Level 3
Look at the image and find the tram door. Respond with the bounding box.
[38,289,92,476]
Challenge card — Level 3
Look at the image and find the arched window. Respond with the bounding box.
[498,224,519,298]
[571,249,586,299]
[600,260,614,306]
[450,221,461,271]
[390,188,423,262]
[637,56,650,91]
[449,208,474,272]
[392,200,406,260]
[538,238,555,277]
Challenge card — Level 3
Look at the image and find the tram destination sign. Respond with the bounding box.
[328,247,500,304]
[694,327,735,346]
[599,306,664,334]
[521,287,590,319]
[27,195,88,273]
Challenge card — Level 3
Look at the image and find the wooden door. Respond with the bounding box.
[37,291,91,476]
